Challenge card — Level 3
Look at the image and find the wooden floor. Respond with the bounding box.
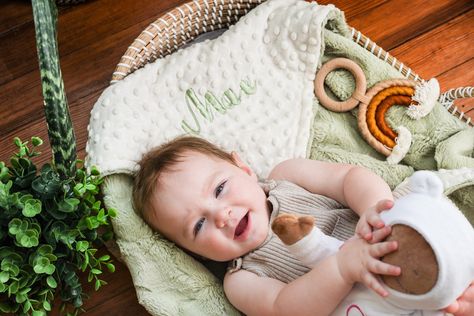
[1,0,473,315]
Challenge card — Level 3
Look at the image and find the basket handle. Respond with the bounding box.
[438,86,474,125]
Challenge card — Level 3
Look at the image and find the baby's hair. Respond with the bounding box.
[132,136,235,230]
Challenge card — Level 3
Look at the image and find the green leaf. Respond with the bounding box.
[97,209,105,222]
[75,241,89,252]
[32,310,46,316]
[94,279,101,291]
[44,264,55,275]
[98,255,110,262]
[22,198,42,217]
[46,276,57,288]
[90,166,100,176]
[58,198,80,213]
[73,183,86,197]
[107,208,117,218]
[92,200,101,212]
[85,217,100,230]
[31,136,43,147]
[15,293,28,303]
[37,244,53,256]
[13,137,22,147]
[8,281,19,294]
[31,0,77,178]
[106,263,115,273]
[0,165,9,181]
[22,300,32,313]
[8,218,22,235]
[43,300,51,311]
[31,167,61,197]
[0,271,9,283]
[91,269,102,275]
[85,184,96,191]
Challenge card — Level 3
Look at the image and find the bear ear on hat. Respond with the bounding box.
[410,171,444,198]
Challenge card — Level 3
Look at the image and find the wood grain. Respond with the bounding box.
[1,1,473,315]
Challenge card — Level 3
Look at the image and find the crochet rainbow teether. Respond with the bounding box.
[314,58,440,164]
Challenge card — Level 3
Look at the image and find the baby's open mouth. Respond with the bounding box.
[234,212,249,238]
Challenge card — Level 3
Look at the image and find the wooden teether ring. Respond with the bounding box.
[314,58,367,112]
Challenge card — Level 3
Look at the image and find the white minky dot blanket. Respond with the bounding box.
[86,0,341,178]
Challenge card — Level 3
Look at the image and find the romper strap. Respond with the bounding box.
[227,257,243,273]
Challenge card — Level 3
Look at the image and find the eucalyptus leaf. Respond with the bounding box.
[0,271,9,283]
[31,137,43,147]
[43,300,51,311]
[46,276,57,288]
[22,199,42,217]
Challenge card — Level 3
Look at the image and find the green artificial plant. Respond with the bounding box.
[0,0,116,315]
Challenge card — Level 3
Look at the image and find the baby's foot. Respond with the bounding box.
[271,213,315,245]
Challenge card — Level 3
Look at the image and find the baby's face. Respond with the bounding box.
[151,151,270,261]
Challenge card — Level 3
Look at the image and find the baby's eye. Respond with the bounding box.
[215,180,227,198]
[194,217,205,236]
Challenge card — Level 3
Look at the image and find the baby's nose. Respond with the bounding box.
[215,209,232,228]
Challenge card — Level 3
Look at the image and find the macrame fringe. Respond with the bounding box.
[407,78,440,120]
[387,126,412,164]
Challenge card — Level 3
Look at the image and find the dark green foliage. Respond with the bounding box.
[0,138,117,315]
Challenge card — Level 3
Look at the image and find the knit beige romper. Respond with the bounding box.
[228,180,359,283]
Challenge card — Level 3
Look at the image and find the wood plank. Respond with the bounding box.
[0,0,33,35]
[0,18,155,137]
[1,1,473,315]
[348,0,473,50]
[316,0,389,20]
[390,9,474,79]
[436,58,474,121]
[0,0,189,86]
[0,90,99,164]
[79,287,149,316]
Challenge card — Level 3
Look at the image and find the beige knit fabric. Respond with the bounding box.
[232,180,358,283]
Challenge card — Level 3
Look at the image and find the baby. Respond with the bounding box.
[132,136,473,315]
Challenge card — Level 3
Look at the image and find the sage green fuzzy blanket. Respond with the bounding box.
[310,27,474,223]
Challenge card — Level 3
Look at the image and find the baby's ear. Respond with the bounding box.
[231,152,255,178]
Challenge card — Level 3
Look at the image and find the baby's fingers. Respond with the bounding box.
[375,199,394,212]
[371,226,392,243]
[369,240,398,258]
[357,222,373,241]
[361,272,388,297]
[367,257,401,277]
[367,211,385,230]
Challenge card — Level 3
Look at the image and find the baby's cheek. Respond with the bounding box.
[206,235,234,258]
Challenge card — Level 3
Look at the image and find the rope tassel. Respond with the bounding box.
[407,78,440,120]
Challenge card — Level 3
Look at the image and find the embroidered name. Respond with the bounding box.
[181,78,257,134]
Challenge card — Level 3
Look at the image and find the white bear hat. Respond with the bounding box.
[381,170,474,310]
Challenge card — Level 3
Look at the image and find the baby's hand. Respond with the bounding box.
[337,226,401,297]
[356,199,394,242]
[443,282,474,316]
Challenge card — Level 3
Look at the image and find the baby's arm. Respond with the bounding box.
[224,255,352,316]
[269,159,393,239]
[224,227,399,316]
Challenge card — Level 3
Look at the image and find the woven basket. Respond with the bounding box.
[112,0,472,125]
